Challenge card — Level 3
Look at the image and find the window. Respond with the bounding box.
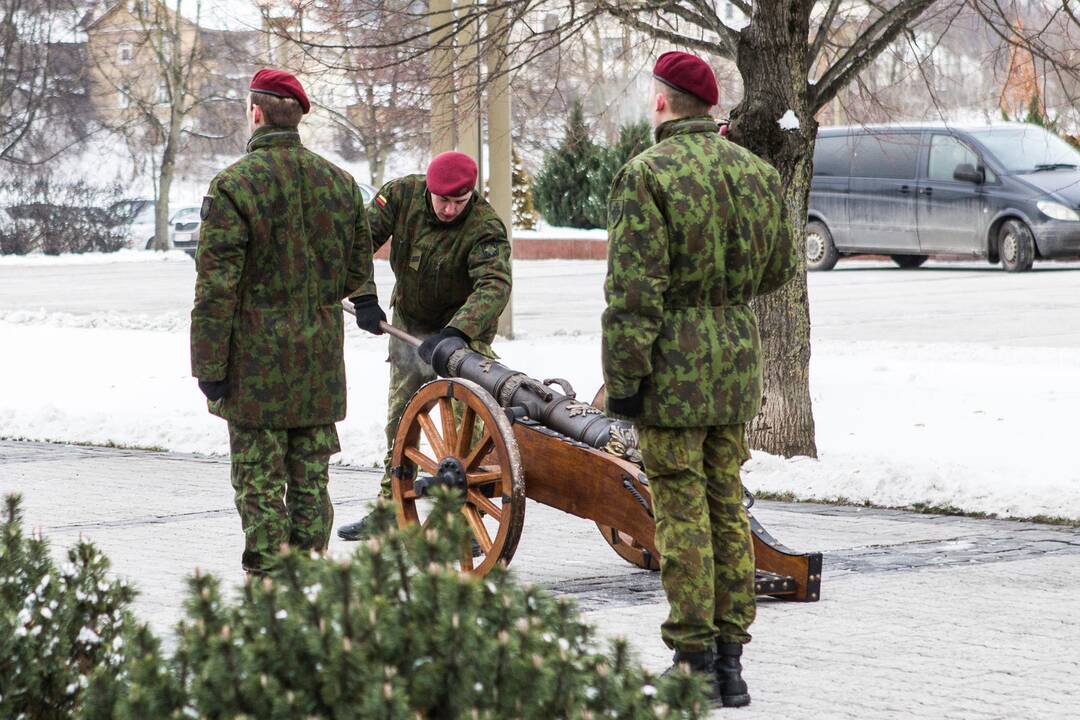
[129,0,149,16]
[725,2,734,19]
[117,42,133,65]
[812,135,852,177]
[850,133,920,179]
[156,82,169,104]
[118,85,131,109]
[928,135,978,182]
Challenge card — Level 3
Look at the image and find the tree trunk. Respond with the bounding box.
[153,117,180,252]
[730,2,818,458]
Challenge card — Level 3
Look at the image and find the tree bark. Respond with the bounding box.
[730,1,818,458]
[153,110,181,252]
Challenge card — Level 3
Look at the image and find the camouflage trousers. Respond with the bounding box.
[228,422,340,574]
[638,423,756,651]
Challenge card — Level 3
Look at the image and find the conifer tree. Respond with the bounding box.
[588,119,655,228]
[534,99,604,229]
[3,492,709,719]
[0,495,138,720]
[512,146,539,230]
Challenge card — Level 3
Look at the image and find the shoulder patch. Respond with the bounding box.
[479,241,500,258]
[374,193,388,208]
[200,195,214,221]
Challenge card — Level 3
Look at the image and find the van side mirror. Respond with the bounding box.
[953,163,984,184]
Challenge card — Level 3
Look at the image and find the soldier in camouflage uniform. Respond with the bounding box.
[601,52,798,707]
[337,151,511,541]
[190,69,375,575]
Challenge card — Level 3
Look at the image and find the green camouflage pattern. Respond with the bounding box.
[228,422,340,574]
[601,116,798,427]
[191,126,375,428]
[639,423,756,650]
[369,174,510,343]
[376,311,496,497]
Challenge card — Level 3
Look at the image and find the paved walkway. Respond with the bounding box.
[4,439,1079,718]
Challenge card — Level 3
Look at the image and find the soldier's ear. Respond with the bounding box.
[654,92,666,114]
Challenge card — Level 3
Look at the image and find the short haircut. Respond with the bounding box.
[659,82,712,118]
[249,92,303,128]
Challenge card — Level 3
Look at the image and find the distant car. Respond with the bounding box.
[169,206,202,256]
[110,199,156,249]
[808,121,1080,272]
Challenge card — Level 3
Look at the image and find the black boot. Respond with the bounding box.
[336,512,378,541]
[660,648,721,702]
[715,642,750,707]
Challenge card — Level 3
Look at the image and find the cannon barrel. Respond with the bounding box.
[365,319,637,459]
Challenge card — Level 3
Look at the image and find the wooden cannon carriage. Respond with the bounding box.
[376,320,821,602]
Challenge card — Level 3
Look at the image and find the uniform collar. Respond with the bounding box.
[246,125,302,152]
[654,116,720,143]
[425,190,476,228]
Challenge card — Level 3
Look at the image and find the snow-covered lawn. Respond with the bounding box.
[2,251,1079,521]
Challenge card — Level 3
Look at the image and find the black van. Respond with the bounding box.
[807,122,1080,272]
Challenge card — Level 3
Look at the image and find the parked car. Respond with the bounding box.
[110,198,156,249]
[169,206,202,256]
[807,122,1080,272]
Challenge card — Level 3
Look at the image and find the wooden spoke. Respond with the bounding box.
[467,490,503,521]
[456,406,476,458]
[438,398,458,455]
[467,469,502,486]
[462,505,493,554]
[403,447,439,476]
[416,411,447,459]
[464,432,493,470]
[390,378,525,577]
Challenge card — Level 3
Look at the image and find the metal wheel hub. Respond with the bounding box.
[1002,234,1018,264]
[413,456,468,499]
[806,233,825,263]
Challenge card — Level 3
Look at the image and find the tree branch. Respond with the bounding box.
[812,0,938,112]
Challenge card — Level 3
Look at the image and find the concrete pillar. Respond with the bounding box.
[486,6,513,338]
[429,0,456,155]
[458,12,482,168]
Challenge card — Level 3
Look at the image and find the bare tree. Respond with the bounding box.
[86,0,239,250]
[0,0,93,164]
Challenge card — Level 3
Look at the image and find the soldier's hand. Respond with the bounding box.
[418,326,469,365]
[198,378,229,401]
[607,392,644,418]
[350,295,386,335]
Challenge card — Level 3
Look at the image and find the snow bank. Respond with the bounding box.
[0,249,192,267]
[2,315,1078,521]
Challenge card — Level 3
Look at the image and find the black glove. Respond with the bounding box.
[198,378,229,401]
[607,392,644,418]
[418,326,469,365]
[350,295,386,335]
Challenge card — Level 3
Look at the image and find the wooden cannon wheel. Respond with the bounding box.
[590,385,660,571]
[390,377,526,575]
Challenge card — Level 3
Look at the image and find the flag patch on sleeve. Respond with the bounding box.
[374,193,388,207]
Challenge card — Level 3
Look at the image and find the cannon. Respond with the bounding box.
[373,319,822,601]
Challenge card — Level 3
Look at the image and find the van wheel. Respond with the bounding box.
[805,220,838,271]
[891,254,928,269]
[999,220,1034,272]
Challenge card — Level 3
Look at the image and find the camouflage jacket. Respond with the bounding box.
[190,125,375,429]
[601,116,798,427]
[368,175,510,344]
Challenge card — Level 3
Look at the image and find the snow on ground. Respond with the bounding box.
[2,256,1079,520]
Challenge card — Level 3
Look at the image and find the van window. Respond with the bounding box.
[851,133,919,179]
[928,135,978,181]
[813,136,851,176]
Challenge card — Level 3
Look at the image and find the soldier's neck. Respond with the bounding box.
[654,115,719,143]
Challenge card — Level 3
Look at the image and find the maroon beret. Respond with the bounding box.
[653,51,718,107]
[426,152,478,197]
[250,68,310,114]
